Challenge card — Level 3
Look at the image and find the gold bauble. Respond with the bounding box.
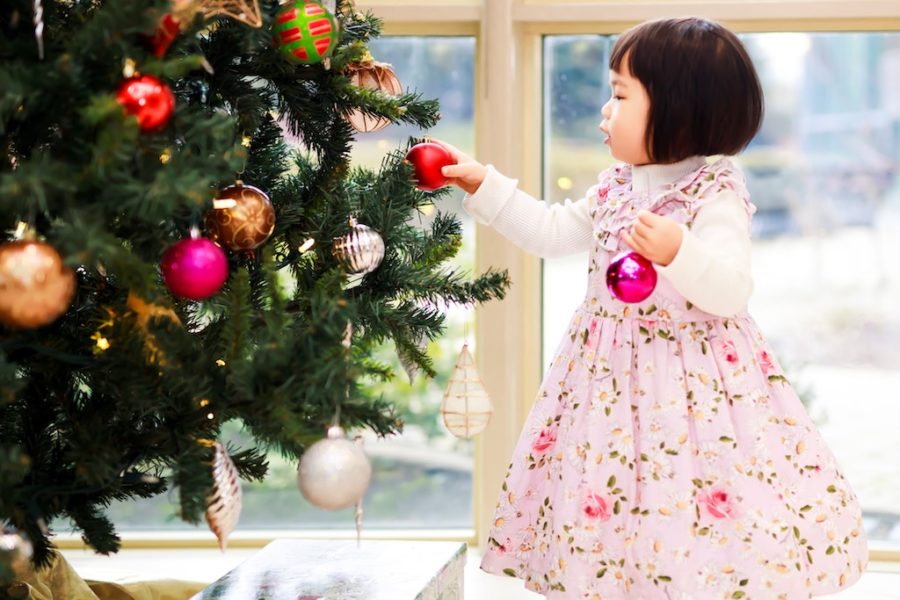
[0,240,76,329]
[345,58,403,133]
[205,183,276,251]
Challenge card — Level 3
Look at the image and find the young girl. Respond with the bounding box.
[438,17,868,600]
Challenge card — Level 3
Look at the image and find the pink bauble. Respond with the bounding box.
[606,251,657,303]
[161,237,228,300]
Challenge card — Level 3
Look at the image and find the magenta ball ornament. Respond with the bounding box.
[606,251,657,303]
[161,237,228,300]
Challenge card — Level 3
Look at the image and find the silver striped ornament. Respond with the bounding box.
[332,217,384,275]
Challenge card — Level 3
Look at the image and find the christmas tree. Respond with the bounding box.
[0,0,508,580]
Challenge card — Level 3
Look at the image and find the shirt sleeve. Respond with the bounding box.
[654,190,753,317]
[461,164,594,259]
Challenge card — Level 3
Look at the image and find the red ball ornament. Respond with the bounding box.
[161,235,228,300]
[405,142,456,191]
[606,251,657,303]
[116,74,175,133]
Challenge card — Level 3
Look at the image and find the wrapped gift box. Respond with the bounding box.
[192,539,466,600]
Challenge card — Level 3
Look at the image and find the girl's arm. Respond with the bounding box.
[654,191,753,317]
[435,140,594,259]
[462,165,594,259]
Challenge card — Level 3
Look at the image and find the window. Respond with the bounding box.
[542,32,900,546]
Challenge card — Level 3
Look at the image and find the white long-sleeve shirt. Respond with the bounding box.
[461,157,753,317]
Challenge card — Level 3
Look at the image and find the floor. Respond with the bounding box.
[470,561,900,599]
[61,545,900,599]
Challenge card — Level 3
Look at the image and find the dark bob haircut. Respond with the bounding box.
[610,17,764,163]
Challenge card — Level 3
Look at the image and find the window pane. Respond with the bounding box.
[542,32,900,547]
[542,36,610,373]
[98,36,476,533]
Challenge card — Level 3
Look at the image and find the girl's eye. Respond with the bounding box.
[613,95,624,101]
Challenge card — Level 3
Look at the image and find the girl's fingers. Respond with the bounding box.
[632,223,656,247]
[443,163,486,185]
[430,138,467,161]
[637,210,659,226]
[620,230,643,253]
[631,234,652,252]
[633,221,652,238]
[441,164,469,179]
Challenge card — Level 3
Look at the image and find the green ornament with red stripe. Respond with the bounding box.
[273,1,339,65]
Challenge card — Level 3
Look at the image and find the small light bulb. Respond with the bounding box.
[212,199,237,209]
[123,58,137,78]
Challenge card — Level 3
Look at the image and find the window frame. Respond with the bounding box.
[57,2,900,565]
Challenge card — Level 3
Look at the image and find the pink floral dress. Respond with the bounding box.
[479,159,869,599]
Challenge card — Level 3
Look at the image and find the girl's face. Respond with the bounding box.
[600,59,652,165]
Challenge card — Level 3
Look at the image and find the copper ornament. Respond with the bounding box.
[345,59,403,133]
[205,183,276,252]
[0,240,75,329]
[171,0,262,28]
[205,441,242,550]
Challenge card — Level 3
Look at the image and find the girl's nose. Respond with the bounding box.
[600,99,612,118]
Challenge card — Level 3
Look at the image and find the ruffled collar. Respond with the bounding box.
[594,156,739,251]
[631,156,707,194]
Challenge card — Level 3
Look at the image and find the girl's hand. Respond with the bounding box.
[430,139,488,195]
[620,210,683,266]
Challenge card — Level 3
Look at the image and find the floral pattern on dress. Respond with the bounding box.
[480,159,868,599]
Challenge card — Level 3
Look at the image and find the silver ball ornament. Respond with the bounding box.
[297,425,372,511]
[332,218,384,275]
